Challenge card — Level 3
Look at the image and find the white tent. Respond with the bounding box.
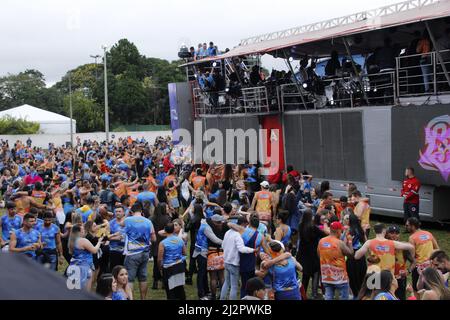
[0,104,76,134]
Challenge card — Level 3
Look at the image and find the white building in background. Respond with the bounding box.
[0,104,76,134]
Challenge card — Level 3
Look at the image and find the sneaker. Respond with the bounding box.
[199,296,210,300]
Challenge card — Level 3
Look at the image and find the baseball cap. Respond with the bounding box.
[330,221,344,231]
[387,225,400,234]
[260,181,269,188]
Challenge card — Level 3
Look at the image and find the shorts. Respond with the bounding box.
[207,250,224,271]
[125,251,150,283]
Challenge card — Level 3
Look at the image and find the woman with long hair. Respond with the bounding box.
[357,272,376,300]
[150,202,171,290]
[184,204,204,285]
[371,270,398,300]
[61,211,83,263]
[343,210,367,298]
[96,273,113,300]
[297,209,326,299]
[274,210,292,248]
[419,267,450,300]
[111,265,133,300]
[68,224,103,291]
[84,220,102,287]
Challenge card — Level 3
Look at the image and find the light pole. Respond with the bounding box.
[102,45,109,144]
[90,54,101,79]
[68,72,74,148]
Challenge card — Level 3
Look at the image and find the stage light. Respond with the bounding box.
[303,83,308,89]
[289,57,294,62]
[213,62,217,67]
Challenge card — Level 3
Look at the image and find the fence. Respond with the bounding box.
[0,131,172,149]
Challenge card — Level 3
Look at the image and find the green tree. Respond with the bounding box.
[0,69,47,110]
[63,91,103,132]
[0,115,40,134]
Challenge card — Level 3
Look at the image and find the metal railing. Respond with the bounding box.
[396,49,450,97]
[280,71,396,111]
[193,86,276,116]
[239,0,440,46]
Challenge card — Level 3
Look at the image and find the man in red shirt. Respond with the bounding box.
[401,167,421,222]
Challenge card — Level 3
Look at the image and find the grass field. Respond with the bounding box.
[2,209,449,300]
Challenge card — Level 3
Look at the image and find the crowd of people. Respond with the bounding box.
[0,136,449,301]
[191,27,450,113]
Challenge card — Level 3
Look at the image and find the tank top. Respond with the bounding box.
[161,235,185,266]
[192,176,206,190]
[32,190,46,205]
[410,230,434,267]
[318,236,348,284]
[255,191,272,216]
[271,258,299,292]
[240,228,259,272]
[369,239,396,274]
[70,238,93,266]
[280,225,292,247]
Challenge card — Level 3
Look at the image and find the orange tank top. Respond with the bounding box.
[32,190,46,205]
[318,236,348,284]
[192,176,206,190]
[255,191,272,213]
[369,239,396,273]
[410,230,434,265]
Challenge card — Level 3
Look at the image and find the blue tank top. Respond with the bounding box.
[161,235,185,266]
[240,228,260,272]
[38,224,59,250]
[15,228,40,257]
[247,166,257,182]
[195,223,208,252]
[270,258,299,292]
[374,292,397,300]
[71,239,93,266]
[281,225,292,247]
[112,290,128,300]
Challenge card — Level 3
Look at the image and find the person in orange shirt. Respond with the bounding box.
[355,223,414,275]
[406,217,439,295]
[163,168,177,189]
[351,191,371,238]
[191,168,207,192]
[317,222,354,300]
[417,30,432,93]
[250,181,274,230]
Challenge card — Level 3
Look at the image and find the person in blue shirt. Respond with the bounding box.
[122,202,156,300]
[9,213,41,259]
[207,42,217,56]
[112,265,133,300]
[158,222,187,300]
[109,206,126,270]
[274,210,292,248]
[68,224,104,291]
[258,241,303,300]
[0,201,22,250]
[136,184,158,208]
[37,211,63,271]
[372,270,399,300]
[155,166,167,186]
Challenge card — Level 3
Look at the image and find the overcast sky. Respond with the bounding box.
[0,0,402,85]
